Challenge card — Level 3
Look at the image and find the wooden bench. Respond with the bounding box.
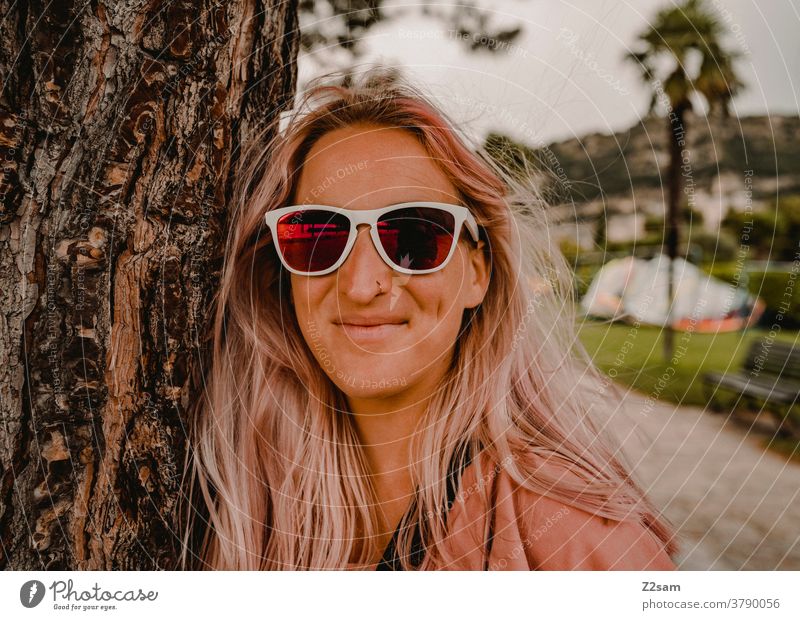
[703,339,800,437]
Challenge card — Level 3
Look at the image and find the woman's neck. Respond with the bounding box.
[345,358,451,562]
[345,396,421,565]
[348,393,422,480]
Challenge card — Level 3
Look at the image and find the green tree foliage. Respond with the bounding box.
[298,0,522,57]
[722,195,800,261]
[626,0,745,118]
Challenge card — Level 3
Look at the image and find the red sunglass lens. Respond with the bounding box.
[376,207,455,271]
[275,210,350,272]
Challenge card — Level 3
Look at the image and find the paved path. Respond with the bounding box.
[606,389,800,570]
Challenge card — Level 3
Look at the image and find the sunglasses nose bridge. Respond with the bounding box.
[335,222,393,296]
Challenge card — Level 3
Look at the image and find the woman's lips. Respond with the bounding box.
[336,321,408,342]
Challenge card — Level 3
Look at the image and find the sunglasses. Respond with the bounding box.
[264,202,481,276]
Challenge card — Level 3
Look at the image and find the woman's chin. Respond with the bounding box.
[326,366,412,400]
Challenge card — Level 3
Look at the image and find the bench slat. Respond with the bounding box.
[704,339,800,407]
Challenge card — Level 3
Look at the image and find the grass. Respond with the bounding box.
[577,320,800,408]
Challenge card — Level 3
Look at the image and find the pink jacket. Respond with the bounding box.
[350,450,677,570]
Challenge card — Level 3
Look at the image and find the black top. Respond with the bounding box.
[375,445,475,570]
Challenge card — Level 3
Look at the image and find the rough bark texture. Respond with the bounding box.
[0,0,298,569]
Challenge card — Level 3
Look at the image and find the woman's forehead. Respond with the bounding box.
[293,124,459,208]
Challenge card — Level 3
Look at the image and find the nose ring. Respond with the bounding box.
[376,280,383,294]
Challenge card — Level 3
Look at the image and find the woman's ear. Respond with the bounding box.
[464,240,490,309]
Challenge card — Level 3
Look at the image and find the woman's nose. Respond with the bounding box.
[337,224,392,303]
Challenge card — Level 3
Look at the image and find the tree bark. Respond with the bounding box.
[0,0,298,569]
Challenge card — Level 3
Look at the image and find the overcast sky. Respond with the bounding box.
[298,0,800,145]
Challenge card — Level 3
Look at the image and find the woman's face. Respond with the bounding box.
[289,123,490,403]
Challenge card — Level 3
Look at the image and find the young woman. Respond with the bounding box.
[180,68,679,571]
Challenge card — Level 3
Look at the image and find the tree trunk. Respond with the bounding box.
[664,103,688,362]
[0,0,298,569]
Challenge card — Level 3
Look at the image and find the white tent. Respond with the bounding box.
[580,254,764,332]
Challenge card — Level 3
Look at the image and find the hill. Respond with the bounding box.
[485,113,800,245]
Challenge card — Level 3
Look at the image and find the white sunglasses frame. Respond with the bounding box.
[264,201,481,276]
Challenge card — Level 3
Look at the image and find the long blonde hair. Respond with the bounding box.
[180,66,678,570]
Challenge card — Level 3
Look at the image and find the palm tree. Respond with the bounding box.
[626,0,744,360]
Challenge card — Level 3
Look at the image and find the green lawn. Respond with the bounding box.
[577,320,800,407]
